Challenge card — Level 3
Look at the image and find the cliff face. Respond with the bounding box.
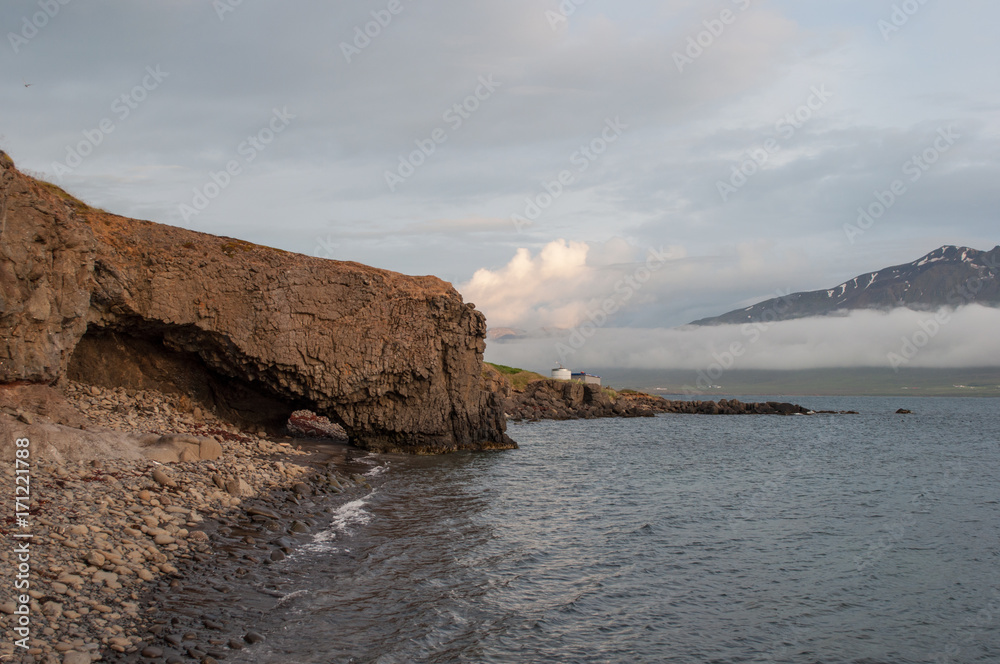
[0,152,514,453]
[0,152,96,382]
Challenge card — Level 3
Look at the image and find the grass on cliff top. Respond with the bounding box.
[486,363,547,391]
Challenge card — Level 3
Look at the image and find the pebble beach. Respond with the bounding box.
[1,382,374,664]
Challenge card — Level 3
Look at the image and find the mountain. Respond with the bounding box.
[691,245,1000,326]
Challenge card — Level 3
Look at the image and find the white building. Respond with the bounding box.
[571,372,601,386]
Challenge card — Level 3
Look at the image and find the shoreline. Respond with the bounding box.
[1,382,380,664]
[4,377,854,663]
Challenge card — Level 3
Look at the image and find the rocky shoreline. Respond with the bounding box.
[1,382,378,664]
[503,378,817,422]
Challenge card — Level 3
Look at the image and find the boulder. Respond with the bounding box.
[140,433,223,463]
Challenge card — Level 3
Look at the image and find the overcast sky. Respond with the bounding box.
[3,1,998,371]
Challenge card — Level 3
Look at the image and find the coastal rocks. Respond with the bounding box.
[0,153,513,454]
[0,376,361,662]
[287,410,349,440]
[504,379,813,422]
[504,380,664,421]
[141,433,224,463]
[151,467,176,487]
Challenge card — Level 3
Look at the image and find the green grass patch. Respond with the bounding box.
[486,363,525,375]
[486,363,547,391]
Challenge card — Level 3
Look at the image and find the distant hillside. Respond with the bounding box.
[486,327,525,341]
[692,245,1000,326]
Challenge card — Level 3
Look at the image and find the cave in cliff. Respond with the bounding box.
[1,152,513,453]
[67,325,309,433]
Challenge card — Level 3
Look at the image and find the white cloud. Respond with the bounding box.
[460,238,687,329]
[484,305,1000,372]
[461,239,592,329]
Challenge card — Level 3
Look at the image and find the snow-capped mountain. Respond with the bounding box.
[691,245,1000,326]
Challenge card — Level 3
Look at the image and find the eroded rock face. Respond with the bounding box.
[0,152,514,453]
[0,152,96,382]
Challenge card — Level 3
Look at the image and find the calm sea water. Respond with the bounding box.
[244,397,1000,663]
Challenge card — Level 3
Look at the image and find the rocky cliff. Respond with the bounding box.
[0,152,514,453]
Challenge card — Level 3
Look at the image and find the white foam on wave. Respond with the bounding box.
[298,492,377,554]
[329,494,374,531]
[275,589,309,607]
[365,463,389,477]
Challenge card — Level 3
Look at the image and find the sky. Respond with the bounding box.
[3,1,999,373]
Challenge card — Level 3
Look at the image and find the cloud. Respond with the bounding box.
[2,0,998,312]
[462,239,593,329]
[460,238,688,329]
[484,305,1000,372]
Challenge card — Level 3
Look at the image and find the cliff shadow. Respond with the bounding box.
[67,326,309,433]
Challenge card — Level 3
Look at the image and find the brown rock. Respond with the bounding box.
[0,151,513,454]
[0,152,95,382]
[152,468,175,487]
[141,434,224,463]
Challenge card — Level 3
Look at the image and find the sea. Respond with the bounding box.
[241,396,1000,663]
